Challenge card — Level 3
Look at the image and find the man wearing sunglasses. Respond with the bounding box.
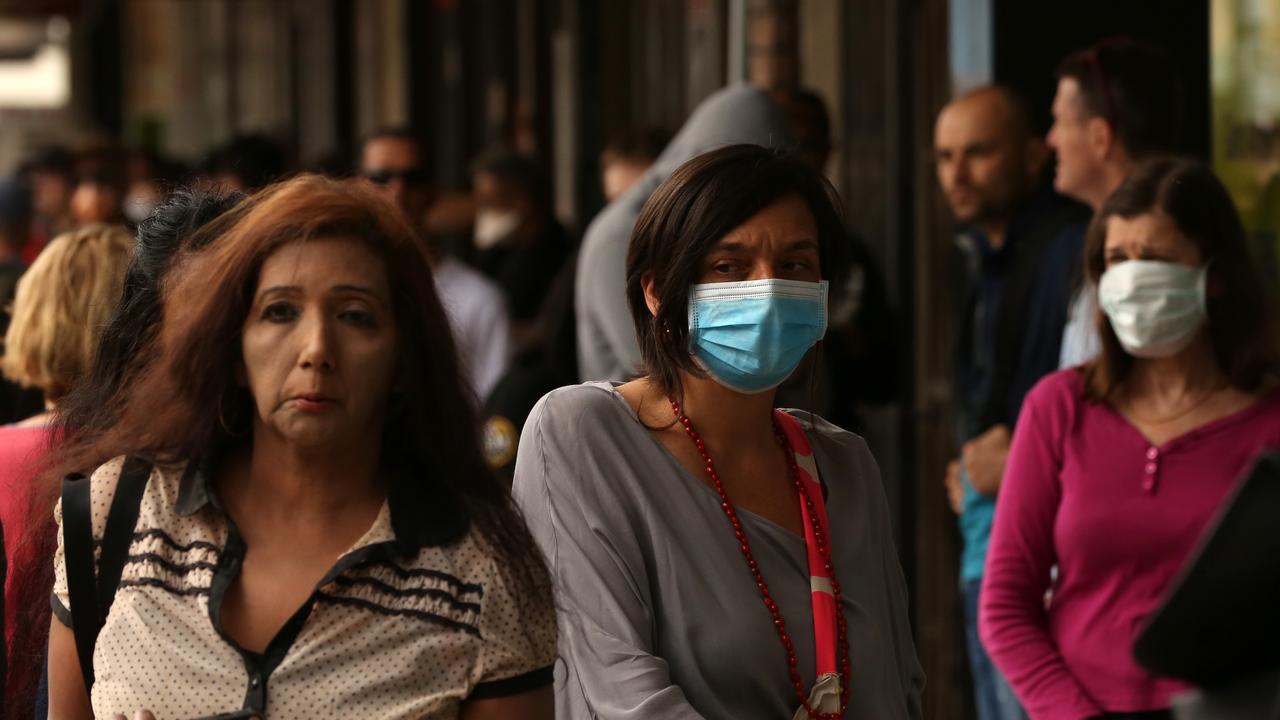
[361,128,511,402]
[361,128,436,234]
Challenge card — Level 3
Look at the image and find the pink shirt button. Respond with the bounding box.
[1146,447,1159,460]
[1142,478,1156,492]
[1145,462,1158,474]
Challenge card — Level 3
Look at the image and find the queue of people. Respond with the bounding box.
[0,32,1272,720]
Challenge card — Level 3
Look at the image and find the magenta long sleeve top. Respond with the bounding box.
[980,369,1280,719]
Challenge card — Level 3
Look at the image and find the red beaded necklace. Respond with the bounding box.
[668,396,851,719]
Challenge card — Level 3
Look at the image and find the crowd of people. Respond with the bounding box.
[0,32,1272,720]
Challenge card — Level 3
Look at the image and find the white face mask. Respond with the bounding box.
[474,209,521,250]
[1098,259,1208,358]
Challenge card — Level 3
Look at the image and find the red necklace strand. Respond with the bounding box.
[668,396,851,719]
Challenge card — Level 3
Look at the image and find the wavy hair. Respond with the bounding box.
[2,223,133,399]
[51,174,548,597]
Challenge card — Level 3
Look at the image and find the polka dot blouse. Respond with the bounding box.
[52,456,557,719]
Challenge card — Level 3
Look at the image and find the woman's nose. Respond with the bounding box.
[297,315,335,370]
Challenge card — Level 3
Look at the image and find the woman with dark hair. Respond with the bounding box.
[54,186,247,442]
[512,144,922,719]
[46,175,555,719]
[980,158,1280,720]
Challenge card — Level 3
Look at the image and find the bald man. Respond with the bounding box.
[934,86,1089,720]
[935,86,1046,249]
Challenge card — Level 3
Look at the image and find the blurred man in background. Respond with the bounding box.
[1048,37,1185,368]
[20,146,75,263]
[599,127,670,202]
[362,128,511,402]
[934,84,1088,720]
[470,148,571,350]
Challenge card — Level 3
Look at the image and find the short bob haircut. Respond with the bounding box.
[54,174,547,595]
[1083,157,1278,400]
[2,223,133,399]
[625,144,851,397]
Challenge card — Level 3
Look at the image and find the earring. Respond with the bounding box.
[217,394,245,436]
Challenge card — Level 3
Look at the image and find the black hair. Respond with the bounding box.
[470,147,550,211]
[207,134,289,190]
[1057,36,1185,160]
[54,186,248,439]
[361,126,425,155]
[26,145,75,178]
[625,144,851,398]
[786,89,832,147]
[601,127,673,165]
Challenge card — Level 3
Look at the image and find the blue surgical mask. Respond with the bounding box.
[687,278,829,394]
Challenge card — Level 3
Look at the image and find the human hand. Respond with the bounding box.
[961,424,1011,496]
[944,460,964,515]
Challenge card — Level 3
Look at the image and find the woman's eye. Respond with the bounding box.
[262,302,298,323]
[339,307,377,327]
[713,262,738,274]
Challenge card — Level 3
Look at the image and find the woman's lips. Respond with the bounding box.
[291,393,335,412]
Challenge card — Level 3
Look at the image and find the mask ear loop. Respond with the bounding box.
[1197,258,1215,316]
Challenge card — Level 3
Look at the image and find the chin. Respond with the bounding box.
[272,418,350,449]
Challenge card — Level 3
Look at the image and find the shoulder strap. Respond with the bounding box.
[96,456,151,617]
[60,471,97,692]
[59,457,152,695]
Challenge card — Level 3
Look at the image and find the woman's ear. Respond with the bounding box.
[642,272,661,317]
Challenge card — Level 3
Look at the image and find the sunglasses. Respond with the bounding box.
[364,167,429,187]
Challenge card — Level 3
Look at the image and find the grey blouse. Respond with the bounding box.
[512,382,924,719]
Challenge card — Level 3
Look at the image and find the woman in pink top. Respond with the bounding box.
[980,158,1280,720]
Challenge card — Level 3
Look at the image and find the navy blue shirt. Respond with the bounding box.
[952,187,1090,580]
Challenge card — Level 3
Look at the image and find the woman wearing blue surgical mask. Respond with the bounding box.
[981,157,1280,720]
[512,144,923,720]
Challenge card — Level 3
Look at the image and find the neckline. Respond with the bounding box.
[593,382,809,545]
[1101,383,1280,451]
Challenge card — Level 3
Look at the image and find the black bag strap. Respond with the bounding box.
[97,456,151,617]
[60,471,97,693]
[60,457,152,695]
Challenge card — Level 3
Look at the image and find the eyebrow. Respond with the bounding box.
[256,284,386,301]
[709,238,820,253]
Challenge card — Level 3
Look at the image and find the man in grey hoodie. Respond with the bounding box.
[575,84,792,382]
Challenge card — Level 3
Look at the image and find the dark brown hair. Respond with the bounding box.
[51,174,548,595]
[1057,36,1184,160]
[625,144,851,398]
[1082,157,1278,399]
